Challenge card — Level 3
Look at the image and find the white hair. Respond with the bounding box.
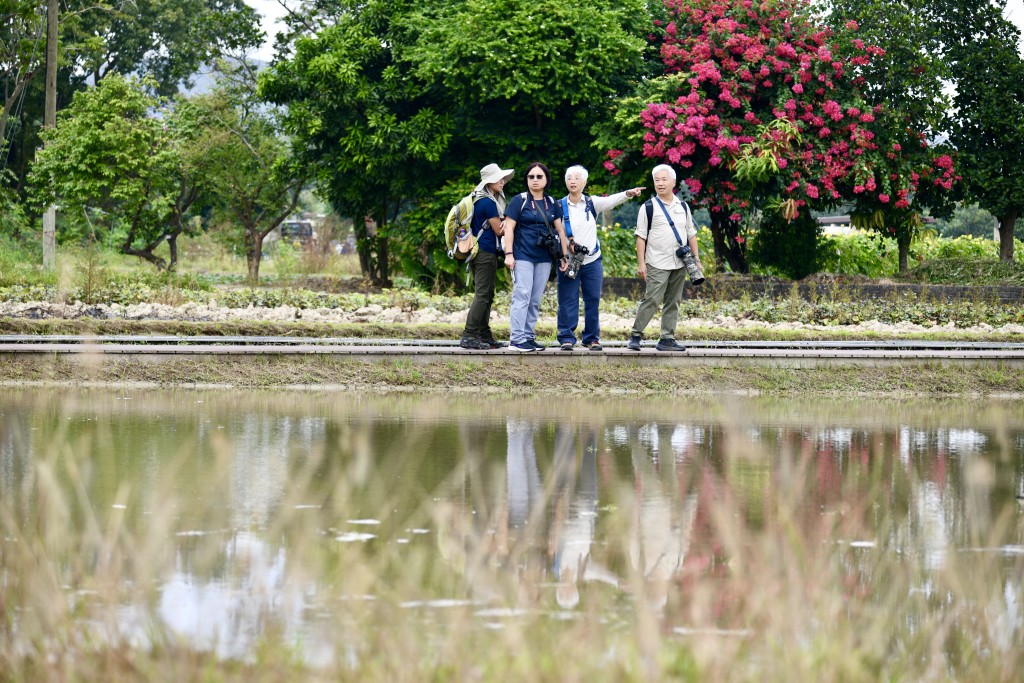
[564,165,589,183]
[651,164,677,182]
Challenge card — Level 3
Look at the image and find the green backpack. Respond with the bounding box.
[444,192,486,262]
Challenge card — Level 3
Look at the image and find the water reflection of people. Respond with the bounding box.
[506,418,545,529]
[630,423,698,610]
[551,424,616,608]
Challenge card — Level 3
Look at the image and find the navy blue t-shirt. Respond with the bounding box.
[505,193,563,264]
[471,196,501,254]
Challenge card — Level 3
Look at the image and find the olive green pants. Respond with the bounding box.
[462,251,498,340]
[630,265,687,340]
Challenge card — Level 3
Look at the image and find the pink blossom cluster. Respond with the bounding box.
[619,0,957,221]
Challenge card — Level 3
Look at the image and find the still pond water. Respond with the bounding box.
[1,388,1022,670]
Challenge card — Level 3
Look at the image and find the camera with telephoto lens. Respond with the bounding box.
[564,241,589,280]
[675,243,706,285]
[539,232,562,258]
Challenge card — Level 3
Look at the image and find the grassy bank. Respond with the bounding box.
[2,355,1023,396]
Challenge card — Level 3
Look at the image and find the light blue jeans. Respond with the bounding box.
[509,259,552,344]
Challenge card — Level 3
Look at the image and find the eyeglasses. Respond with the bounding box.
[527,174,545,180]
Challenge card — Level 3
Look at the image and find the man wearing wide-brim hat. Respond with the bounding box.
[461,163,514,350]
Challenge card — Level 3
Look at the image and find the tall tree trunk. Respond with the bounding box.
[167,233,179,271]
[354,216,372,277]
[998,208,1017,262]
[897,232,910,273]
[246,228,263,282]
[710,212,749,273]
[374,235,391,287]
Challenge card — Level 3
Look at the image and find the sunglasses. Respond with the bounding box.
[527,174,545,180]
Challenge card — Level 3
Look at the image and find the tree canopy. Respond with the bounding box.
[601,0,958,274]
[260,0,652,287]
[27,75,179,268]
[938,0,1024,261]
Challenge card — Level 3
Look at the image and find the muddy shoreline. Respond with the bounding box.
[2,354,1023,396]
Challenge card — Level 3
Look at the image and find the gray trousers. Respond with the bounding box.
[630,265,687,340]
[509,259,552,343]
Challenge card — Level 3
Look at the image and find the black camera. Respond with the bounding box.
[675,244,706,285]
[564,242,589,280]
[539,232,562,258]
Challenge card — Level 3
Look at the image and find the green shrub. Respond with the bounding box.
[386,179,474,293]
[817,231,898,277]
[912,234,999,261]
[0,234,50,287]
[271,239,302,281]
[748,213,821,279]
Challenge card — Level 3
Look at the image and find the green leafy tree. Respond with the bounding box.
[935,202,1001,239]
[937,0,1024,262]
[63,0,261,96]
[261,0,651,289]
[824,0,949,135]
[199,73,303,282]
[1,0,45,157]
[602,0,957,275]
[27,75,181,269]
[2,0,261,198]
[259,0,450,286]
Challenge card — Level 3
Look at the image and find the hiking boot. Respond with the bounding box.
[482,337,507,349]
[627,334,642,351]
[656,338,687,352]
[460,337,490,350]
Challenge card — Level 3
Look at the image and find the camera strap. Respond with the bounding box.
[561,196,601,258]
[653,196,686,247]
[530,194,558,240]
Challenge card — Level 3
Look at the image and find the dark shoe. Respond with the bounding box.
[587,341,603,352]
[511,340,539,352]
[656,338,687,352]
[627,334,642,351]
[460,337,489,350]
[528,339,546,351]
[482,337,507,349]
[559,342,574,351]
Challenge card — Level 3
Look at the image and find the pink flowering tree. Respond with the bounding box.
[602,0,957,274]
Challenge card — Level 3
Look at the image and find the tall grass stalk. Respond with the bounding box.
[0,393,1021,682]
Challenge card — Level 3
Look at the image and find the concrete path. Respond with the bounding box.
[3,336,1024,368]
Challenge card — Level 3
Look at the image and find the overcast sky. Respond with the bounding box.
[244,0,1024,62]
[245,0,290,61]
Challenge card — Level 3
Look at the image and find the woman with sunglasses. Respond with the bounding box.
[502,162,568,352]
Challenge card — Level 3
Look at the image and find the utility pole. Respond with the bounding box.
[42,0,57,269]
